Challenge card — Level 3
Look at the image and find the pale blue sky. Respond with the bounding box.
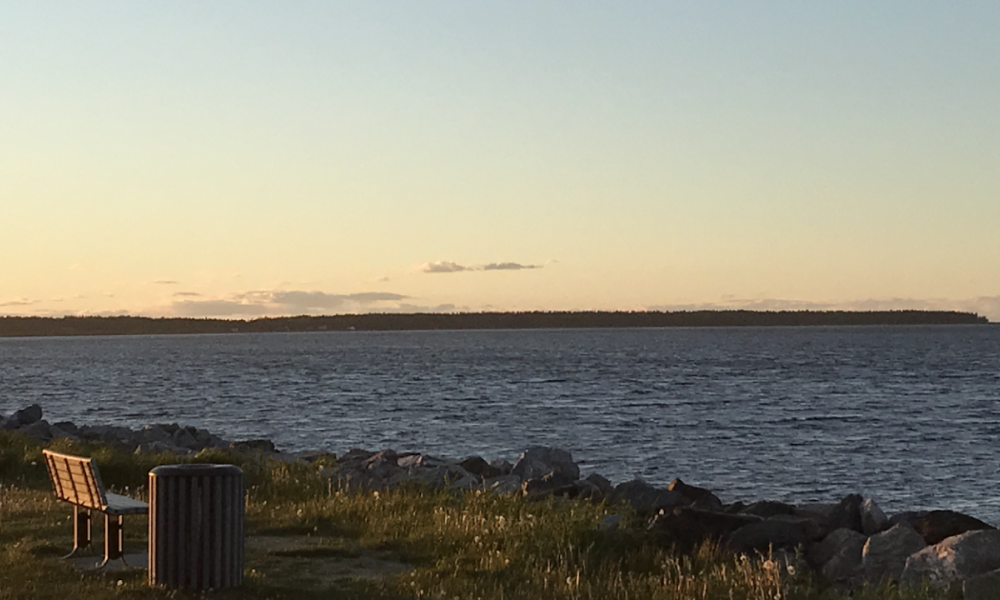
[2,2,999,319]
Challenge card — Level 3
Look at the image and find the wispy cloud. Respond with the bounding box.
[152,280,178,285]
[422,261,469,274]
[483,262,540,271]
[173,292,202,297]
[422,261,542,274]
[0,298,37,307]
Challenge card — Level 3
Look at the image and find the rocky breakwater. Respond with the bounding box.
[5,404,1000,598]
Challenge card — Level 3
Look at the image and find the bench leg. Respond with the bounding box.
[100,514,124,567]
[62,506,92,559]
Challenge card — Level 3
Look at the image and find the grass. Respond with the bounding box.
[0,431,955,600]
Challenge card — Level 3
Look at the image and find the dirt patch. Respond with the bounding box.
[248,535,411,592]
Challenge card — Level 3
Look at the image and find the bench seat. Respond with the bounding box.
[42,449,149,567]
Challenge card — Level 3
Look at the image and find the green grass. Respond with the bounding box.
[0,431,953,600]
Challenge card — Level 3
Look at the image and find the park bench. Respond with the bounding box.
[41,449,149,567]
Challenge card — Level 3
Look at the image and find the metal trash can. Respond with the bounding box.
[148,464,245,589]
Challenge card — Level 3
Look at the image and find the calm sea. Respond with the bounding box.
[2,325,999,521]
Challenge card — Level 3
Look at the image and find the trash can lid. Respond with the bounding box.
[149,463,243,477]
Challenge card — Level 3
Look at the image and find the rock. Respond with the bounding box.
[819,531,867,589]
[0,417,14,430]
[572,478,603,501]
[896,510,995,545]
[483,475,522,495]
[740,501,797,519]
[964,568,1000,600]
[794,502,839,524]
[172,427,199,450]
[13,404,43,427]
[648,507,761,551]
[489,459,513,476]
[510,447,579,482]
[584,473,613,497]
[396,453,451,469]
[600,514,623,532]
[51,421,80,436]
[861,522,926,584]
[522,473,577,501]
[826,494,864,533]
[18,419,53,442]
[808,528,866,569]
[135,441,183,454]
[459,456,502,479]
[611,479,685,514]
[296,450,335,463]
[860,498,889,536]
[231,439,277,454]
[48,422,78,441]
[726,515,823,554]
[900,529,1000,591]
[667,478,723,510]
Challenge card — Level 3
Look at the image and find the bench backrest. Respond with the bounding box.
[41,449,108,511]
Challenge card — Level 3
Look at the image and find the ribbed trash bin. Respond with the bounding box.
[148,464,245,590]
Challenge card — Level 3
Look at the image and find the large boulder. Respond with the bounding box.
[521,473,577,501]
[860,498,889,536]
[964,568,1000,600]
[611,479,685,514]
[740,501,797,519]
[893,510,995,545]
[510,447,579,482]
[459,456,502,479]
[818,530,867,589]
[13,404,43,427]
[861,522,927,584]
[667,478,723,511]
[808,528,866,569]
[726,514,822,554]
[18,419,53,442]
[648,507,761,551]
[826,494,864,533]
[900,529,1000,591]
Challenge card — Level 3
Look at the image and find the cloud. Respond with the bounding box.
[421,261,543,273]
[422,261,469,273]
[0,299,37,307]
[483,262,540,271]
[165,289,411,318]
[173,292,202,297]
[152,280,178,285]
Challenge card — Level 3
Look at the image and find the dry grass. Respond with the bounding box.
[0,431,953,600]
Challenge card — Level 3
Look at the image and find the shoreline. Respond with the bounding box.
[0,310,989,337]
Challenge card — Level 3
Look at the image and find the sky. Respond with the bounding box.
[2,2,999,320]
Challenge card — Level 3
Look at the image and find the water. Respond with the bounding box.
[2,325,999,521]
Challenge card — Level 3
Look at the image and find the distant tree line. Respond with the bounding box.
[0,310,988,337]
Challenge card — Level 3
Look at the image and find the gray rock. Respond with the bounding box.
[611,479,685,514]
[860,498,889,536]
[510,447,579,481]
[296,450,335,463]
[667,478,723,511]
[13,404,43,427]
[808,528,867,568]
[896,510,995,545]
[900,529,1000,591]
[827,494,864,533]
[600,514,623,531]
[172,427,199,449]
[584,473,613,497]
[572,478,603,501]
[488,459,513,476]
[0,417,14,430]
[726,515,822,554]
[521,472,577,501]
[649,507,762,551]
[483,475,522,495]
[820,532,867,589]
[740,501,797,519]
[794,502,839,524]
[18,419,53,442]
[861,522,926,584]
[964,567,1000,600]
[459,456,502,479]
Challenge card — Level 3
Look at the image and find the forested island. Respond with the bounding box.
[0,310,988,337]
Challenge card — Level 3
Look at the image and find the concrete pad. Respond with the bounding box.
[66,552,147,572]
